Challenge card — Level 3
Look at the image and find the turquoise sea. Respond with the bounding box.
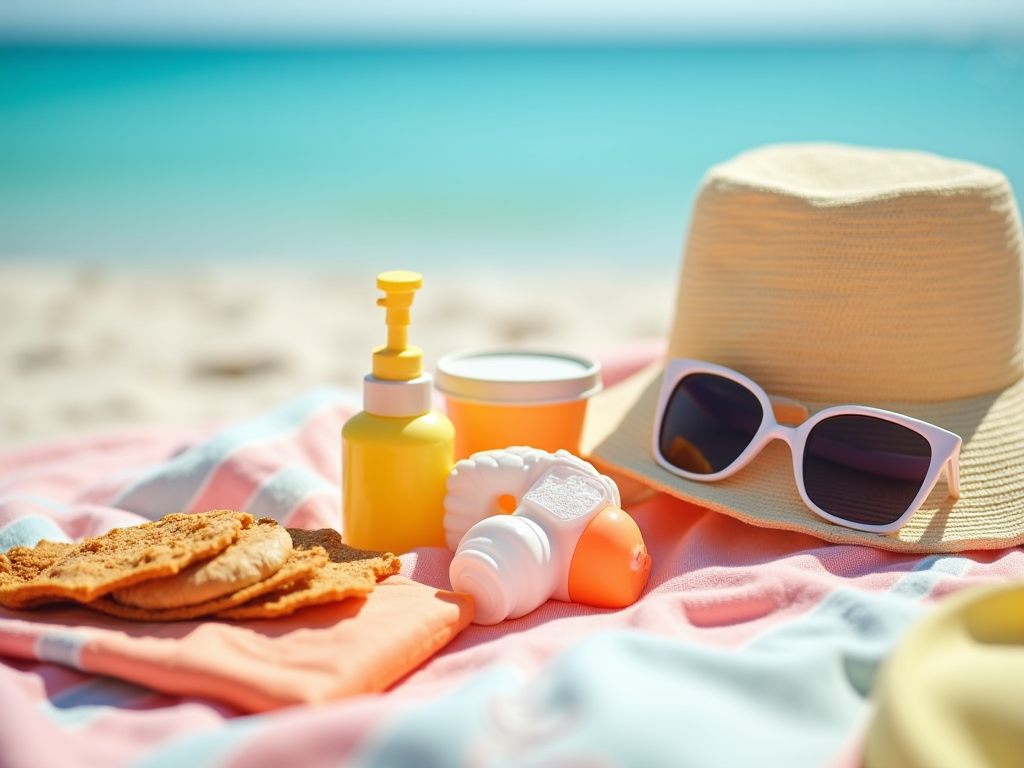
[1,44,1022,272]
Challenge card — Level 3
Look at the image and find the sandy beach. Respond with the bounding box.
[0,264,675,450]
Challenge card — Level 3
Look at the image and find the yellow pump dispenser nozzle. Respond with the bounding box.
[373,270,424,382]
[341,270,455,554]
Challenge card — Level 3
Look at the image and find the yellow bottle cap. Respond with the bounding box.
[373,270,424,381]
[377,270,422,293]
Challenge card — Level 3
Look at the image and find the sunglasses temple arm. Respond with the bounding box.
[944,453,961,501]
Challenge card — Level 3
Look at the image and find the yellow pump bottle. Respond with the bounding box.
[341,271,455,553]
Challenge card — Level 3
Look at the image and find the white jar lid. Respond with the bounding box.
[436,350,602,406]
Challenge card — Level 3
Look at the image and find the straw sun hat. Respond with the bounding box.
[581,143,1024,553]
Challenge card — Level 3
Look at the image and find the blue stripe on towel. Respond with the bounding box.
[110,388,356,520]
[40,677,156,730]
[737,555,969,697]
[0,515,71,551]
[353,626,877,768]
[129,719,265,768]
[889,555,972,600]
[244,466,336,523]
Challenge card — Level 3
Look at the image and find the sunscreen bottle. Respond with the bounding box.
[448,463,650,625]
[342,271,455,553]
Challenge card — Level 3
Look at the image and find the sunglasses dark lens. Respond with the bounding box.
[803,415,932,527]
[659,373,764,475]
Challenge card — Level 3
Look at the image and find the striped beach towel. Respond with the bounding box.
[1,346,1021,767]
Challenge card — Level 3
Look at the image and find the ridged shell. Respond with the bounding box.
[443,447,619,551]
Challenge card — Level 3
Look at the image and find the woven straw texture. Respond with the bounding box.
[584,144,1024,553]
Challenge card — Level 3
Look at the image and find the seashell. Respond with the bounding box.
[443,447,619,551]
[567,506,651,609]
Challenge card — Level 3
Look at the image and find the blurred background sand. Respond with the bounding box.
[0,265,673,448]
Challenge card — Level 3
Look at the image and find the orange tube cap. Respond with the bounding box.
[567,506,651,609]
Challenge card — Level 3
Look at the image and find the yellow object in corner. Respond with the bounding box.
[342,271,455,554]
[866,582,1024,768]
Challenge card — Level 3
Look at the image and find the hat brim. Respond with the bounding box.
[581,363,1024,553]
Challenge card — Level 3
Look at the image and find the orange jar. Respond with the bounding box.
[435,350,602,460]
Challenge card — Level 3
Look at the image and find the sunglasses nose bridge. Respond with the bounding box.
[763,422,799,449]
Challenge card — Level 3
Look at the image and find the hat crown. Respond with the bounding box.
[671,144,1024,404]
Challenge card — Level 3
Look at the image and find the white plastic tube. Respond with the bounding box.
[449,465,613,625]
[448,515,557,624]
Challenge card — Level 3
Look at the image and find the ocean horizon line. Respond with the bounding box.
[3,38,1024,50]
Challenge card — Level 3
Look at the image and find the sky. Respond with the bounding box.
[2,0,1024,44]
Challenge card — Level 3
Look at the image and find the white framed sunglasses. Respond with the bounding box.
[653,359,962,534]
